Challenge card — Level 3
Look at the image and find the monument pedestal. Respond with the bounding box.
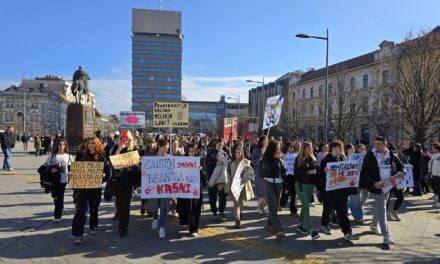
[65,103,95,153]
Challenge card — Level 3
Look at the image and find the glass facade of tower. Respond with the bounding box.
[131,9,182,127]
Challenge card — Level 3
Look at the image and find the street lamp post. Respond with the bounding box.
[22,85,26,134]
[296,28,329,143]
[246,78,265,134]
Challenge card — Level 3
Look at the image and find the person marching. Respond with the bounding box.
[44,139,72,223]
[111,130,141,237]
[176,143,204,237]
[251,136,269,215]
[295,141,320,240]
[319,140,359,241]
[71,137,110,244]
[228,145,254,229]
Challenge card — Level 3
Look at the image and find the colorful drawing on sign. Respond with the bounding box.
[230,161,255,201]
[141,156,200,199]
[381,173,405,193]
[109,151,141,169]
[285,153,297,175]
[262,95,284,130]
[398,164,414,188]
[326,161,361,191]
[119,111,146,128]
[224,117,238,141]
[68,161,104,189]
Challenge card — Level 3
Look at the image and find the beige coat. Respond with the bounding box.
[228,159,254,205]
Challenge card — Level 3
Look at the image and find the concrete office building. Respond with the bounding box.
[131,8,183,127]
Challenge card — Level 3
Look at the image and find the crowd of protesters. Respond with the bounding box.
[28,128,440,247]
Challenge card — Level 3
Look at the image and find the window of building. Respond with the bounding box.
[132,50,180,56]
[132,41,181,47]
[382,70,390,85]
[132,58,180,65]
[132,76,181,82]
[302,89,306,99]
[337,81,344,92]
[310,87,314,99]
[319,105,323,115]
[362,97,368,113]
[132,85,181,91]
[363,74,369,89]
[309,104,314,116]
[319,85,323,97]
[135,33,179,39]
[328,83,333,95]
[292,91,296,101]
[350,77,355,90]
[132,67,181,73]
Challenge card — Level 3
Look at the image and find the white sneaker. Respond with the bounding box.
[309,202,316,207]
[370,225,382,236]
[428,194,437,200]
[257,209,264,215]
[152,219,158,229]
[53,218,62,223]
[73,236,83,244]
[384,235,396,245]
[190,232,198,237]
[159,227,166,239]
[263,207,269,214]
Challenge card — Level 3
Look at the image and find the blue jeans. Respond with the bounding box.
[348,193,364,220]
[2,148,12,170]
[35,149,42,156]
[159,198,168,228]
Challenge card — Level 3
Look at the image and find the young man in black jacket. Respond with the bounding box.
[360,136,405,246]
[1,126,16,170]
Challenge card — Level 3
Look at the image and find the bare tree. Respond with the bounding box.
[328,65,362,141]
[388,28,440,144]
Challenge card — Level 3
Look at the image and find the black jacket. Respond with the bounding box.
[261,157,286,180]
[112,147,141,190]
[205,149,219,179]
[294,157,317,185]
[360,150,404,194]
[1,132,15,149]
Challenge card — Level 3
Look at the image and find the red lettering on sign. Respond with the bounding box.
[165,184,172,193]
[176,162,197,168]
[157,185,164,194]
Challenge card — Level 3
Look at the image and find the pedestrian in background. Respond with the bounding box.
[1,126,16,170]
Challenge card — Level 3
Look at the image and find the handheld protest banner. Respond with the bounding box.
[326,161,361,191]
[69,161,104,189]
[110,151,141,169]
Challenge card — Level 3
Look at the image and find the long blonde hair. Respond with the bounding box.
[297,141,316,166]
[125,130,134,151]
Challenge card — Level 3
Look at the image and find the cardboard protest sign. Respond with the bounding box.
[285,153,297,175]
[69,161,104,189]
[153,102,188,128]
[326,161,361,191]
[230,161,255,201]
[224,117,238,141]
[119,111,146,129]
[109,151,141,169]
[398,164,414,188]
[348,153,366,165]
[141,156,200,199]
[262,95,284,130]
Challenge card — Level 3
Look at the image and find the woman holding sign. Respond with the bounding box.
[228,145,254,229]
[294,141,320,240]
[111,130,141,237]
[71,137,109,244]
[44,139,72,223]
[176,143,204,237]
[319,140,359,241]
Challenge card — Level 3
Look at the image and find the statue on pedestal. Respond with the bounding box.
[71,66,90,104]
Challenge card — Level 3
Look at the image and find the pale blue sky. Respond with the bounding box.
[1,0,439,113]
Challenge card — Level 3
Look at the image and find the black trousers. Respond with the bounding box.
[413,171,422,195]
[51,183,66,219]
[321,190,351,234]
[386,187,404,211]
[113,183,132,233]
[279,176,298,214]
[72,189,102,237]
[177,192,203,233]
[208,185,227,216]
[432,177,440,200]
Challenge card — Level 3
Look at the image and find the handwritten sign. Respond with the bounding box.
[285,153,297,175]
[109,151,140,169]
[398,164,414,188]
[153,102,188,128]
[326,161,361,191]
[348,154,366,165]
[382,173,405,193]
[242,117,259,140]
[230,161,254,201]
[262,95,284,130]
[141,156,200,199]
[69,161,104,189]
[224,117,238,141]
[119,111,145,128]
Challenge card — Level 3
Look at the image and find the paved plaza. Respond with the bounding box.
[0,145,439,264]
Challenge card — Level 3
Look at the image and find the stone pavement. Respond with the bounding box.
[0,144,439,264]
